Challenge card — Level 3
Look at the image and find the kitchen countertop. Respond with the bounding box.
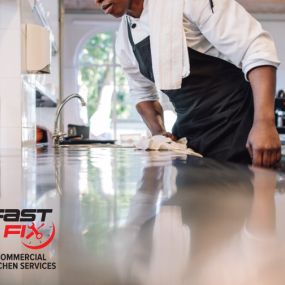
[0,146,285,285]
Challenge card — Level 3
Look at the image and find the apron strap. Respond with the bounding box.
[209,0,214,13]
[126,16,136,48]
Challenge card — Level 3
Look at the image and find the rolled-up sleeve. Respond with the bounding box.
[115,19,159,105]
[186,0,280,78]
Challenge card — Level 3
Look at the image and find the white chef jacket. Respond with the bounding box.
[115,0,280,104]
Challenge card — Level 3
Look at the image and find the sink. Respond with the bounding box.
[59,139,116,146]
[58,139,134,148]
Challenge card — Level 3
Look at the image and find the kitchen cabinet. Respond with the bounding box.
[22,0,60,106]
[21,0,61,137]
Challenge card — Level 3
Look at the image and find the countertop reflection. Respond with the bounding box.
[0,146,284,285]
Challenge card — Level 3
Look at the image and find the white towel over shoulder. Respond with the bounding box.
[148,0,190,90]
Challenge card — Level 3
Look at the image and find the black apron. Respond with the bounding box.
[127,18,254,164]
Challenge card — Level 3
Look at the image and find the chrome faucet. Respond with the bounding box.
[53,93,86,146]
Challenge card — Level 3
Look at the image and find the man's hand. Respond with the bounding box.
[160,131,177,141]
[136,100,167,136]
[246,120,281,167]
[247,66,281,168]
[136,101,177,141]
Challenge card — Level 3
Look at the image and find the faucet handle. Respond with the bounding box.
[52,131,67,146]
[52,131,66,138]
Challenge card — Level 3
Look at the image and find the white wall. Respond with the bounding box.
[0,0,22,148]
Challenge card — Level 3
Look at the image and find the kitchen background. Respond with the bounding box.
[0,0,285,149]
[0,3,285,284]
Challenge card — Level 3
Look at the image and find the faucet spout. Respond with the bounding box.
[53,93,86,146]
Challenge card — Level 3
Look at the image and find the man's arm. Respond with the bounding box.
[136,101,176,140]
[247,66,281,167]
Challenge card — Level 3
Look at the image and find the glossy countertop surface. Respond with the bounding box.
[0,146,285,285]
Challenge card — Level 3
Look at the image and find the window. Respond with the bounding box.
[78,32,147,142]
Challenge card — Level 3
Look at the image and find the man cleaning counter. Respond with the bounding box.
[96,0,281,167]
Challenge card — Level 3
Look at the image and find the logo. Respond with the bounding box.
[1,209,55,250]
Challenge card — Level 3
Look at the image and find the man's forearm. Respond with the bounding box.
[136,101,166,135]
[246,65,281,167]
[248,66,276,123]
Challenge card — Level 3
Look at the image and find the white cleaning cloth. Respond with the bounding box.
[135,135,203,157]
[148,0,190,90]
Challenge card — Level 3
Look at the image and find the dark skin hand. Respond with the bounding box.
[247,66,281,167]
[136,101,177,141]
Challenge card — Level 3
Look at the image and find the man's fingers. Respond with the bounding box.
[273,148,282,166]
[252,149,263,166]
[266,147,281,166]
[162,132,177,141]
[277,147,282,162]
[270,151,277,167]
[261,149,271,167]
[252,147,281,167]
